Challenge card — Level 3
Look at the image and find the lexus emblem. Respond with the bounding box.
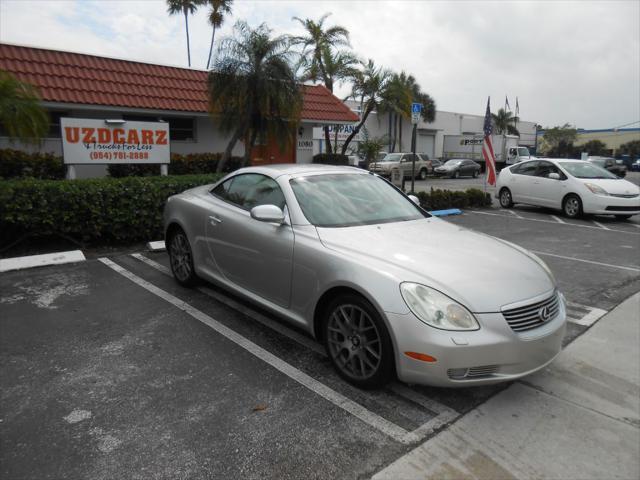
[538,306,551,322]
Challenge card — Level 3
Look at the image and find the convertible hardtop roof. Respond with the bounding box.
[237,164,367,178]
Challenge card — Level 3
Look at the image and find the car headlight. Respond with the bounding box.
[400,283,479,331]
[584,183,608,195]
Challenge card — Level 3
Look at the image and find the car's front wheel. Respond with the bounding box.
[499,187,514,208]
[472,170,478,178]
[168,227,198,287]
[323,294,394,389]
[563,194,583,219]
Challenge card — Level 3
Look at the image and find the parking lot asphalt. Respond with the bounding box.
[1,201,639,479]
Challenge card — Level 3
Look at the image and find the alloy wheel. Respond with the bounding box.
[326,304,382,381]
[170,232,193,283]
[500,189,512,208]
[564,196,581,218]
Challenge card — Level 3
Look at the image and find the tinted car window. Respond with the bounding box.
[511,161,539,175]
[535,161,563,178]
[212,174,286,210]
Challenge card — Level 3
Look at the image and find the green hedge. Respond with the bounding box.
[416,188,492,210]
[0,149,241,179]
[0,149,65,180]
[0,174,223,245]
[108,152,243,177]
[312,153,349,165]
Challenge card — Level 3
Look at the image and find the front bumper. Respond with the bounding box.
[386,293,567,387]
[582,194,640,216]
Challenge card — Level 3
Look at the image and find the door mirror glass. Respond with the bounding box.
[408,194,420,205]
[250,204,284,223]
[548,172,561,180]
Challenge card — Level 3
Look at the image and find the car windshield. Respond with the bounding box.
[517,147,529,156]
[444,160,462,166]
[290,173,427,228]
[381,153,402,162]
[559,161,618,179]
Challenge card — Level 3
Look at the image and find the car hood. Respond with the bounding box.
[580,178,640,195]
[316,218,554,313]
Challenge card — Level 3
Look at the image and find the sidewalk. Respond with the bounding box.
[374,293,640,480]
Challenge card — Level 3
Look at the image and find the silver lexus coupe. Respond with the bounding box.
[164,164,566,388]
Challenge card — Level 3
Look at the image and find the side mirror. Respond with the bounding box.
[408,194,420,205]
[548,172,561,180]
[250,204,284,224]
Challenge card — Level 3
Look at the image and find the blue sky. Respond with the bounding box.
[1,0,639,130]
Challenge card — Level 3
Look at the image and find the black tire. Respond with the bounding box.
[167,227,198,287]
[472,170,478,178]
[615,214,632,220]
[323,293,395,389]
[563,194,583,219]
[499,187,514,208]
[418,168,428,180]
[452,170,459,179]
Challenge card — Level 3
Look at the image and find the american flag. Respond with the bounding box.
[483,97,497,186]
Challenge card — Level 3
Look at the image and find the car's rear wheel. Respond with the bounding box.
[168,227,198,287]
[615,214,632,220]
[499,187,514,208]
[472,170,478,178]
[418,168,428,180]
[563,194,583,219]
[323,294,394,389]
[452,171,459,179]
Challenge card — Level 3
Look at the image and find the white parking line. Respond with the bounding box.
[592,220,611,230]
[0,250,85,273]
[531,250,640,272]
[565,301,607,327]
[550,215,566,224]
[99,257,413,444]
[467,210,640,235]
[506,209,523,219]
[130,253,325,355]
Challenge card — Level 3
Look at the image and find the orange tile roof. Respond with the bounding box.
[0,43,359,123]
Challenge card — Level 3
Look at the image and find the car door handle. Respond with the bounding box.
[209,215,222,226]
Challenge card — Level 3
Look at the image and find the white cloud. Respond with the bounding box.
[1,0,638,129]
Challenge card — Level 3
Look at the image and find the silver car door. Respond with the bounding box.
[206,173,294,308]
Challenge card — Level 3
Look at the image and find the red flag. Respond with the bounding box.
[482,97,497,186]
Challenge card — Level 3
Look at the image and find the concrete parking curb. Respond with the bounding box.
[0,250,86,273]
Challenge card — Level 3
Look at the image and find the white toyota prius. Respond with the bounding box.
[496,159,640,219]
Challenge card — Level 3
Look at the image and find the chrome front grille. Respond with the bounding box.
[447,365,499,380]
[610,193,639,198]
[502,292,560,332]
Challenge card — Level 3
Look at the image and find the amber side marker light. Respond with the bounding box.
[404,352,437,362]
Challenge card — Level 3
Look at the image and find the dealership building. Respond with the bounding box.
[0,43,537,176]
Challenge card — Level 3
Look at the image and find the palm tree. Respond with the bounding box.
[208,21,302,171]
[0,71,49,143]
[291,13,350,154]
[357,127,388,168]
[340,59,390,155]
[167,0,205,67]
[205,0,233,70]
[491,108,520,135]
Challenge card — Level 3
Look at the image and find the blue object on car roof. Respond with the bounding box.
[429,208,462,217]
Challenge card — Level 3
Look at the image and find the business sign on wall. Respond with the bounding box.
[312,124,361,142]
[60,118,170,164]
[297,139,313,150]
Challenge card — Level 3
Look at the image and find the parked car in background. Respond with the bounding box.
[434,159,481,178]
[631,160,640,172]
[431,158,443,169]
[164,164,566,388]
[587,156,627,178]
[496,159,640,220]
[368,152,432,179]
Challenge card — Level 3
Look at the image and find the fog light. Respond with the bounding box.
[404,352,437,362]
[447,368,469,379]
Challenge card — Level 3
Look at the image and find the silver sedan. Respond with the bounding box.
[164,164,566,388]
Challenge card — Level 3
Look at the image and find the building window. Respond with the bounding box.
[168,117,195,141]
[47,111,69,138]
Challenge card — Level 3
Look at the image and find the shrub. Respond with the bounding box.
[416,188,492,211]
[312,153,349,165]
[108,152,243,177]
[0,149,65,180]
[0,174,223,246]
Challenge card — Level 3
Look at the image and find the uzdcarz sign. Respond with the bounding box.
[60,118,170,164]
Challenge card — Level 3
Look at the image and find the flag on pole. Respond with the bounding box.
[483,97,497,186]
[505,96,511,111]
